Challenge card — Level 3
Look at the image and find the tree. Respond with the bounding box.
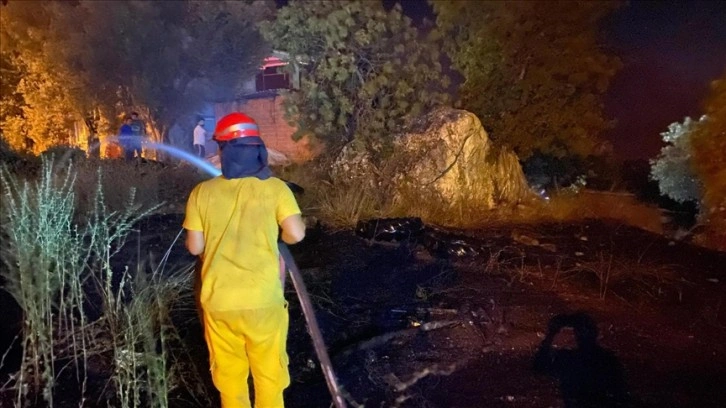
[649,117,703,204]
[432,1,622,160]
[0,52,26,150]
[1,2,99,150]
[0,53,23,128]
[690,72,726,244]
[260,0,450,156]
[1,1,273,148]
[0,53,82,153]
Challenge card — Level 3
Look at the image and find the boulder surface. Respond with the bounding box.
[392,107,534,208]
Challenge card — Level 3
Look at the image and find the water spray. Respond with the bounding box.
[107,136,347,407]
[98,136,221,175]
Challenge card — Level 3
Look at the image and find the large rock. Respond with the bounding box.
[332,107,534,210]
[392,107,533,208]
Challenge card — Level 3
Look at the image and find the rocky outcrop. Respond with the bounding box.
[393,107,533,208]
[331,107,535,210]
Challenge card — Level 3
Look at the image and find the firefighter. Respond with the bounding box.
[183,112,305,408]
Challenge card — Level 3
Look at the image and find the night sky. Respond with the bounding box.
[282,0,726,161]
[604,0,726,160]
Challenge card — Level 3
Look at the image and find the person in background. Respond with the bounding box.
[129,111,145,159]
[193,117,207,158]
[88,133,101,159]
[183,112,305,408]
[118,116,135,161]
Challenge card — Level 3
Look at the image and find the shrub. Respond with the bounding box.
[0,136,40,176]
[650,117,703,204]
[40,145,87,164]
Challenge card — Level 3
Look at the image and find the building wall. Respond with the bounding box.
[214,95,317,163]
[240,78,257,96]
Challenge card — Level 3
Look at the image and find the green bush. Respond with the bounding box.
[650,117,703,204]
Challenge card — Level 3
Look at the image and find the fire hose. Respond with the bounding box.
[278,243,347,408]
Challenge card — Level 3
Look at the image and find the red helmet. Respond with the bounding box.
[213,112,263,144]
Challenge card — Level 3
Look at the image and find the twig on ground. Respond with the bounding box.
[338,320,461,359]
[384,360,462,393]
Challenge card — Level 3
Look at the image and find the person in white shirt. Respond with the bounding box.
[193,118,207,158]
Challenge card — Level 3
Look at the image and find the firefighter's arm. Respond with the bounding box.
[185,229,205,256]
[280,214,305,244]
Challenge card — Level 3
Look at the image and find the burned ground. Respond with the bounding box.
[2,213,724,407]
[134,214,726,407]
[281,219,726,408]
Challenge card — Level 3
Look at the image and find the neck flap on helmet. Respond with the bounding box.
[219,139,272,180]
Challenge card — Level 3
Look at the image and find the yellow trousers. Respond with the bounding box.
[203,303,290,408]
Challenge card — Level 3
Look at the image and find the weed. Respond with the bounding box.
[316,180,382,228]
[0,159,87,406]
[0,157,202,407]
[541,252,680,301]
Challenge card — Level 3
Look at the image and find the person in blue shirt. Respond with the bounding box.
[119,116,135,161]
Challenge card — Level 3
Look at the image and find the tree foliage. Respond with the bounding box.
[690,72,726,240]
[432,0,622,160]
[0,52,81,153]
[0,53,27,150]
[260,0,450,155]
[1,0,272,147]
[649,117,703,204]
[0,53,23,127]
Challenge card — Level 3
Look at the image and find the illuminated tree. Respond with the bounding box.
[649,117,703,203]
[260,0,450,155]
[690,72,726,245]
[1,1,273,147]
[0,53,80,153]
[0,53,25,150]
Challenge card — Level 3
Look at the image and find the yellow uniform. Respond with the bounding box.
[184,176,301,408]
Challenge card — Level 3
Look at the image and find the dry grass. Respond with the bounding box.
[315,180,383,228]
[532,191,665,233]
[483,246,683,302]
[547,254,681,301]
[276,162,389,229]
[72,158,205,217]
[277,158,666,235]
[388,184,480,227]
[446,190,666,234]
[388,188,664,235]
[274,162,326,217]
